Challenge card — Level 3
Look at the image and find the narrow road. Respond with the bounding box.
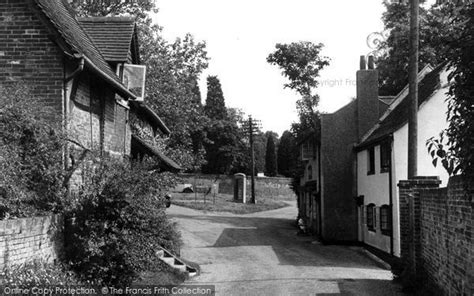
[167,202,405,296]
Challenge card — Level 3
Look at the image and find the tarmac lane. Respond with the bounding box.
[167,202,405,296]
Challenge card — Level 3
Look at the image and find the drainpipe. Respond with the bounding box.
[388,134,394,256]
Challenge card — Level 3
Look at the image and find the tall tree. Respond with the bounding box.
[277,130,297,177]
[265,135,277,177]
[376,0,458,95]
[204,76,227,120]
[267,42,329,137]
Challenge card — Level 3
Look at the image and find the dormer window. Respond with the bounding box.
[118,64,146,101]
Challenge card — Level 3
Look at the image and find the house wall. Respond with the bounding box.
[320,101,359,242]
[299,149,320,234]
[357,145,392,254]
[0,0,64,116]
[70,74,130,155]
[392,85,450,256]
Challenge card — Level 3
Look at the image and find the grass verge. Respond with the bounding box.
[172,193,289,214]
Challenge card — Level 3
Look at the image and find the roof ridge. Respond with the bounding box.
[77,16,135,22]
[358,64,435,144]
[35,0,111,68]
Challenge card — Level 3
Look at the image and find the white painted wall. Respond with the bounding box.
[357,145,391,253]
[392,83,450,257]
[358,70,451,257]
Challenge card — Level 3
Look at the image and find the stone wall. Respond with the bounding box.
[177,174,295,199]
[398,176,473,295]
[0,215,64,269]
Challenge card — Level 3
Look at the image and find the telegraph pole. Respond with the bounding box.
[249,116,256,203]
[408,0,419,178]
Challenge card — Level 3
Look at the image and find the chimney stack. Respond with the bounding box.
[356,55,379,140]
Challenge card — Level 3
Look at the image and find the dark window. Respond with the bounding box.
[380,141,391,173]
[367,147,375,175]
[308,165,313,180]
[366,204,376,231]
[380,205,391,235]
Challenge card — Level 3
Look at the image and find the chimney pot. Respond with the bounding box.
[368,56,375,70]
[360,55,367,70]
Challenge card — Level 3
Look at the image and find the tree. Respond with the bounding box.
[277,131,297,177]
[267,42,329,137]
[376,1,460,95]
[70,0,157,19]
[265,135,277,177]
[444,4,474,178]
[204,76,227,120]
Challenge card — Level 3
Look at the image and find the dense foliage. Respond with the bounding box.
[445,4,474,179]
[0,85,66,218]
[265,135,277,177]
[66,158,181,286]
[1,261,88,286]
[376,1,463,95]
[277,131,297,177]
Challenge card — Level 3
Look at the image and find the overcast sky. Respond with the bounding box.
[152,0,387,135]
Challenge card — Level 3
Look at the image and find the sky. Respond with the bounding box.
[152,0,387,136]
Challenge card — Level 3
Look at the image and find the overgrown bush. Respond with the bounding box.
[0,261,87,286]
[65,157,182,286]
[0,85,66,218]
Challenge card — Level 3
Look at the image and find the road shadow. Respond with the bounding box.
[169,213,386,270]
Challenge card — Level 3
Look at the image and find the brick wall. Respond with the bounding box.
[0,0,64,115]
[0,215,63,269]
[398,176,473,295]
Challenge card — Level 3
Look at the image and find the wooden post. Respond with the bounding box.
[408,0,419,178]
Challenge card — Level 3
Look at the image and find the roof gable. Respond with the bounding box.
[357,64,447,149]
[78,17,139,64]
[34,0,123,87]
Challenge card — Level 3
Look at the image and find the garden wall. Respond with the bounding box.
[0,215,63,269]
[177,174,295,199]
[398,176,473,295]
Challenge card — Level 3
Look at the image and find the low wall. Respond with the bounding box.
[0,215,63,269]
[177,174,295,199]
[398,176,473,295]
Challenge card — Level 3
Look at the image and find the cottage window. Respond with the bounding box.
[367,147,375,175]
[380,205,391,235]
[308,165,313,180]
[366,204,376,231]
[380,141,391,173]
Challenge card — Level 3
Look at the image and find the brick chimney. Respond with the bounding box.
[356,55,379,140]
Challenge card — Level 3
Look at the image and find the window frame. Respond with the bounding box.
[380,204,391,236]
[367,147,375,175]
[366,203,376,232]
[380,141,391,173]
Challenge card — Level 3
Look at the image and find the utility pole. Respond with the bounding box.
[244,115,261,204]
[249,116,256,204]
[408,0,419,179]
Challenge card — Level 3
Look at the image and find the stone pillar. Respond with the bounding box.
[398,177,441,274]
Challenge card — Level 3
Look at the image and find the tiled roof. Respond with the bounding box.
[131,135,182,172]
[78,17,136,63]
[34,0,123,87]
[130,102,171,136]
[357,64,446,148]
